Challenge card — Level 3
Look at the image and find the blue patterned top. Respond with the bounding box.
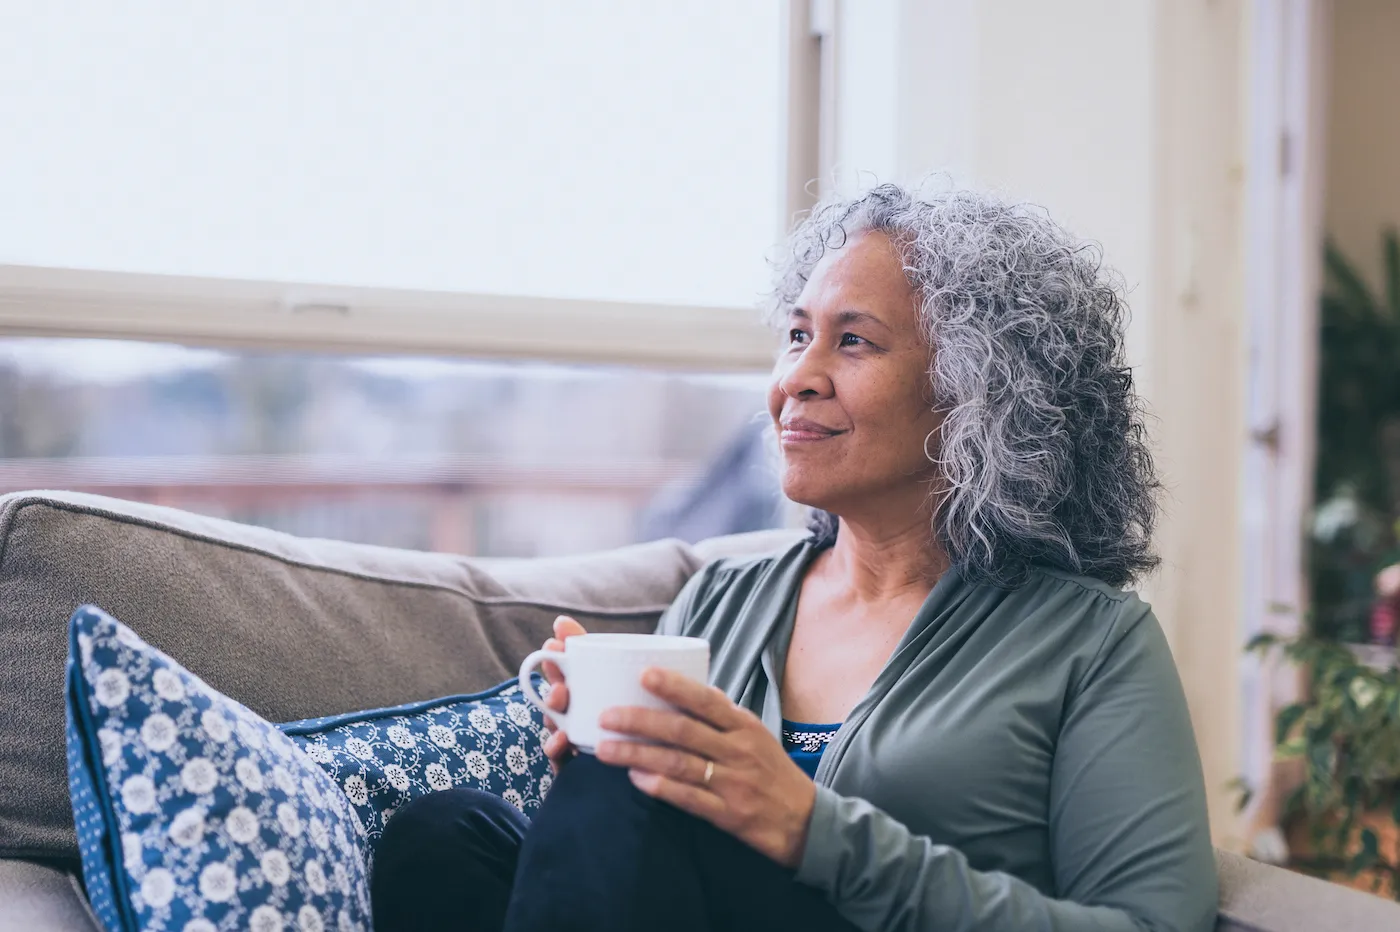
[781,720,841,779]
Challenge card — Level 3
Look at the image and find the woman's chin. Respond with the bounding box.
[779,478,836,513]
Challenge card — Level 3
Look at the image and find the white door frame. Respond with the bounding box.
[1239,0,1331,832]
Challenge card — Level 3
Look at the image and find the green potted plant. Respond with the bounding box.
[1310,230,1400,643]
[1247,622,1400,896]
[1244,230,1400,896]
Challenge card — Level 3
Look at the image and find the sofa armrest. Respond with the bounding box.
[1216,849,1400,931]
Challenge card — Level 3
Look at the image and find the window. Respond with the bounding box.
[0,337,784,556]
[0,5,807,553]
[1,4,788,310]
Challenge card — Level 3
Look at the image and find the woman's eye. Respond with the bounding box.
[788,329,809,344]
[839,333,867,347]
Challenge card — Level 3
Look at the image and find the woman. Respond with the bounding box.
[372,185,1218,932]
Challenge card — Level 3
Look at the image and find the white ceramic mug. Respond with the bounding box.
[518,633,710,753]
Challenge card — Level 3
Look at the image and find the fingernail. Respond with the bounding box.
[598,710,617,728]
[642,669,662,688]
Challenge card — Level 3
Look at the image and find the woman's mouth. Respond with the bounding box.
[779,419,843,444]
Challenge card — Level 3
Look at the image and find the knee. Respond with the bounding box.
[505,758,704,930]
[546,754,663,813]
[373,789,528,931]
[378,787,528,864]
[529,754,685,843]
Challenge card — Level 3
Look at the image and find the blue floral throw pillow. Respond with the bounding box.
[65,606,372,932]
[278,679,553,853]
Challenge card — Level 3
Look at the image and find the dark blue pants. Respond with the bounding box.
[371,754,858,932]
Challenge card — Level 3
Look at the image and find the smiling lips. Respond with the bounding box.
[780,418,844,444]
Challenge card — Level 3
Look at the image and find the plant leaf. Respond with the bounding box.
[1275,703,1307,747]
[1307,715,1337,748]
[1352,827,1381,872]
[1344,776,1362,809]
[1307,741,1336,805]
[1246,632,1280,653]
[1226,777,1254,813]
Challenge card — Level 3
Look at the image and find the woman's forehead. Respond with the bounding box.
[796,231,918,326]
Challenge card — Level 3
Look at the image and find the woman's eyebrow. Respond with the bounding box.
[791,307,891,332]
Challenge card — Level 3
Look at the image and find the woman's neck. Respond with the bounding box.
[817,513,949,604]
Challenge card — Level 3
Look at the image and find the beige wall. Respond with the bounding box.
[834,0,1251,844]
[1325,0,1400,289]
[1143,0,1250,850]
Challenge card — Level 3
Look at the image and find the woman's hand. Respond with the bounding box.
[595,668,817,868]
[540,615,588,774]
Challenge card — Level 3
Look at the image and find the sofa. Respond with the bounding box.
[2,490,1396,931]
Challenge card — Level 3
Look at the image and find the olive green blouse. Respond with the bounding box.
[655,538,1217,932]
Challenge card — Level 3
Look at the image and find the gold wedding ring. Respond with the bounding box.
[703,759,715,787]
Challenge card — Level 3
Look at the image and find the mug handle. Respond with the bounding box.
[519,649,569,733]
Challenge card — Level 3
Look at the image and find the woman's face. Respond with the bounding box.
[768,230,943,520]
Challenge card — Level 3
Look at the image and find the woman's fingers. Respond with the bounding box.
[627,769,726,823]
[537,617,588,775]
[598,706,727,761]
[544,728,575,775]
[542,638,566,685]
[554,615,588,639]
[545,681,569,714]
[595,740,711,785]
[544,728,571,757]
[542,616,587,684]
[639,668,746,731]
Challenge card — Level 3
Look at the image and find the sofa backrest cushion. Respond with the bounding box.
[0,491,711,863]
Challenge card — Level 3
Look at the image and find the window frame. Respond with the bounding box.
[0,4,826,373]
[0,263,778,371]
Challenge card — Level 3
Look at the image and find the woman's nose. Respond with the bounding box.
[776,344,834,399]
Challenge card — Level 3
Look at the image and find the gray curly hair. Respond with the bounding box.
[769,183,1160,588]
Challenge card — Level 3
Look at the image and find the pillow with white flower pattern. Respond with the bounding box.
[65,605,372,932]
[277,675,553,855]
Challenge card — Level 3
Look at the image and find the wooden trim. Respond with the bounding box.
[0,264,778,371]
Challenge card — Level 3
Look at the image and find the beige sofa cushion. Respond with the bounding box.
[0,491,710,863]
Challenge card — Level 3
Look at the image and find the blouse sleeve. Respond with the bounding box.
[794,607,1218,932]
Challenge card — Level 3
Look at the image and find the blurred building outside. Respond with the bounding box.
[0,341,783,556]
